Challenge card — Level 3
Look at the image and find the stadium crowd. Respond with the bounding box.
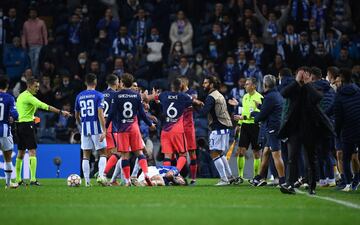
[0,0,360,191]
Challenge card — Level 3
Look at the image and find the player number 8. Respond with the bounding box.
[123,102,133,118]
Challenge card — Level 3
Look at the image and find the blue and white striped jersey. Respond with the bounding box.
[0,92,18,137]
[75,90,104,136]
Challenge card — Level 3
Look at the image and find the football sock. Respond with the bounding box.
[163,158,171,166]
[237,156,245,177]
[176,156,187,171]
[138,155,148,175]
[82,159,90,185]
[213,156,227,181]
[104,154,118,175]
[171,154,177,166]
[354,172,360,183]
[121,159,131,182]
[15,158,23,182]
[131,158,140,177]
[221,155,232,177]
[190,154,197,180]
[98,156,107,178]
[111,159,122,183]
[254,158,261,176]
[4,162,12,186]
[279,176,286,185]
[29,156,37,182]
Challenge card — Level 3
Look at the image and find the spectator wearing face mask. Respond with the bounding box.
[221,56,241,88]
[169,10,194,55]
[68,52,88,81]
[192,52,205,80]
[144,27,164,83]
[168,41,184,67]
[244,58,263,92]
[207,40,224,66]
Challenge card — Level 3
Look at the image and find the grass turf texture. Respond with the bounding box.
[1,179,359,225]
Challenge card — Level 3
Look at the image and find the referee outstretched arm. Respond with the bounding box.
[15,77,71,186]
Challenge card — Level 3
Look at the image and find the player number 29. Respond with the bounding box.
[166,102,178,118]
[123,101,133,118]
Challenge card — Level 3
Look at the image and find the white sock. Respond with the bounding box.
[221,155,232,177]
[110,159,122,183]
[5,162,12,186]
[131,158,140,177]
[82,159,90,184]
[213,157,228,181]
[98,156,107,178]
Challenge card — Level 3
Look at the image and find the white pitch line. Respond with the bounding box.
[296,189,360,210]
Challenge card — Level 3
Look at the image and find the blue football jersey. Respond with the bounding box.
[107,89,152,132]
[0,92,18,137]
[185,89,198,98]
[157,166,179,177]
[158,91,192,132]
[102,88,116,119]
[75,90,105,135]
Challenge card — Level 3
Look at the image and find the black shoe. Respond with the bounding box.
[190,180,196,186]
[17,180,28,186]
[233,177,244,185]
[308,189,316,195]
[280,183,296,194]
[248,178,259,187]
[30,180,41,186]
[257,179,267,187]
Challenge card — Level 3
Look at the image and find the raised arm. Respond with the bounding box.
[253,0,268,25]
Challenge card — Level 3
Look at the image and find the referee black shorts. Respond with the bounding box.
[16,122,37,150]
[238,123,260,150]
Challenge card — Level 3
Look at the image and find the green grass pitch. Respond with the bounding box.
[1,179,359,225]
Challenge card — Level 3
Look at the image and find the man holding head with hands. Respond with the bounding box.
[278,67,334,195]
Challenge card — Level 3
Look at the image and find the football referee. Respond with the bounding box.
[15,78,71,186]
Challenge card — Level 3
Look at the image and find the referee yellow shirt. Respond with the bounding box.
[240,91,263,124]
[16,90,49,122]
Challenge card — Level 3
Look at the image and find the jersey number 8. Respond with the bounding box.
[123,101,133,118]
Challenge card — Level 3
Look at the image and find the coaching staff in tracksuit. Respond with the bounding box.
[278,66,334,195]
[334,68,360,191]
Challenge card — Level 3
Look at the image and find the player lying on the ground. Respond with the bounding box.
[136,166,187,186]
[110,162,186,186]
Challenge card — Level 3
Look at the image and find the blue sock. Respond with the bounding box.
[279,176,286,185]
